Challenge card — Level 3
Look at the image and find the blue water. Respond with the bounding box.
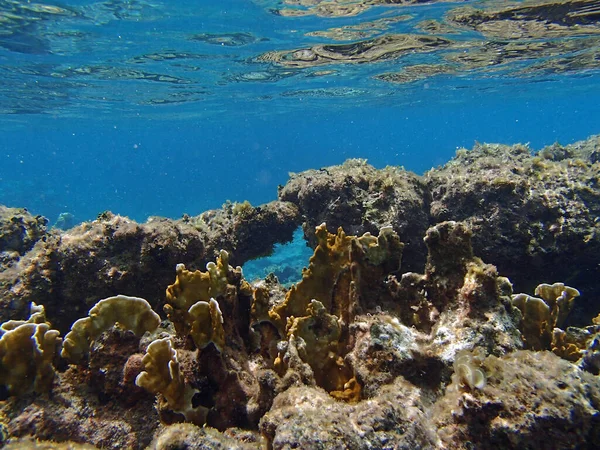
[1,0,599,226]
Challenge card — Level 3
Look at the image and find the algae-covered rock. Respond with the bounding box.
[3,439,98,449]
[427,137,600,324]
[0,369,159,448]
[260,380,438,450]
[0,206,47,262]
[0,200,299,332]
[279,159,429,272]
[148,423,261,450]
[434,350,600,449]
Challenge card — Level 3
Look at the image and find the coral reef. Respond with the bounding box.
[0,200,300,332]
[1,135,600,449]
[279,135,600,325]
[427,137,600,324]
[279,159,430,272]
[1,218,572,449]
[434,350,600,449]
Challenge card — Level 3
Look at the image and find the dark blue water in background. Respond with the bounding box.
[1,0,599,226]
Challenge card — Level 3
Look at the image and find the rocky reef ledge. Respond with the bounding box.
[1,136,599,449]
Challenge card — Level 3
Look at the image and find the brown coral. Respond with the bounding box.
[0,303,61,396]
[61,295,160,363]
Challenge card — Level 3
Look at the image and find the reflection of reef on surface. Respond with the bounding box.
[272,0,454,18]
[259,0,600,87]
[446,0,600,39]
[2,135,600,448]
[1,0,600,115]
[444,38,600,72]
[258,34,451,68]
[189,33,268,47]
[305,14,411,41]
[0,0,77,54]
[375,64,455,84]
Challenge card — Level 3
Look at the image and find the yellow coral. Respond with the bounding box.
[188,298,225,351]
[61,295,160,363]
[512,282,580,351]
[269,224,354,334]
[0,303,61,395]
[551,328,586,362]
[1,302,48,332]
[135,337,207,424]
[164,250,229,339]
[534,282,580,328]
[166,250,230,310]
[263,224,402,402]
[511,293,552,350]
[276,299,360,402]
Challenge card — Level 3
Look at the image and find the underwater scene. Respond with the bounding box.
[1,0,600,448]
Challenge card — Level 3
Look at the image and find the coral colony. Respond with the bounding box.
[1,136,600,449]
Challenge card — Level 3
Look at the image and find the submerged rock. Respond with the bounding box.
[0,201,300,332]
[0,206,48,271]
[1,135,600,449]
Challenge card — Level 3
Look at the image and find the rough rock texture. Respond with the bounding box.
[278,136,600,325]
[1,365,159,449]
[2,135,600,450]
[427,138,600,324]
[185,200,301,266]
[147,423,261,450]
[346,221,523,400]
[0,206,48,271]
[279,159,430,273]
[434,350,600,449]
[1,218,599,449]
[0,201,300,332]
[260,380,438,450]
